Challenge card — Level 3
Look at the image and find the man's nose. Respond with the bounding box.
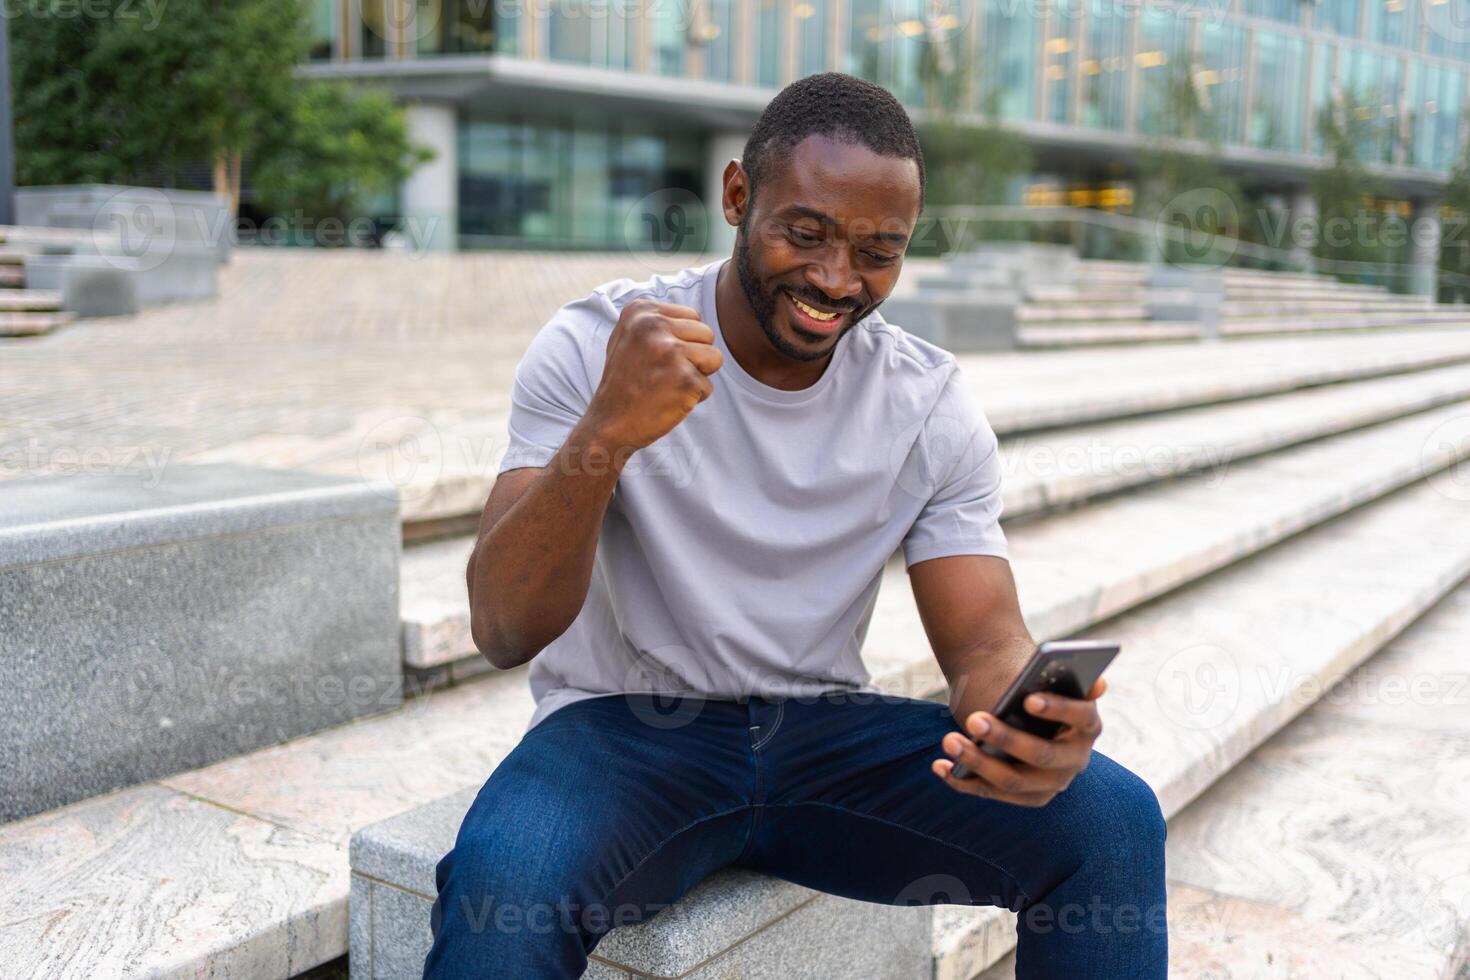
[805,251,861,303]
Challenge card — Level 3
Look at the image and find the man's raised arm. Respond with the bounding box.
[466,299,723,669]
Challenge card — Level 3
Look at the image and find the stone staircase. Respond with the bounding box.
[3,295,1470,977]
[0,227,76,337]
[1016,262,1470,348]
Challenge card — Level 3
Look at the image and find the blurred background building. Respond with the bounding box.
[299,0,1470,253]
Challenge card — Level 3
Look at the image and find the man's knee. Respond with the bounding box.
[1057,753,1166,864]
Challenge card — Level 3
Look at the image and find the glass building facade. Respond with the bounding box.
[305,0,1470,248]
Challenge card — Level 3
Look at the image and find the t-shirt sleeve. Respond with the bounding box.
[497,294,607,475]
[900,366,1009,568]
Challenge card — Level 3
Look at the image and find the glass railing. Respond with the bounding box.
[917,205,1470,304]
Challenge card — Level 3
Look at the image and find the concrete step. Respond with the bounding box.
[1222,312,1470,338]
[0,289,63,312]
[999,360,1470,518]
[324,327,1470,526]
[1018,303,1150,323]
[1158,579,1470,979]
[0,224,99,247]
[400,367,1470,674]
[1019,313,1470,348]
[357,474,1470,979]
[1224,300,1441,316]
[0,311,76,337]
[12,393,1468,977]
[922,327,1470,436]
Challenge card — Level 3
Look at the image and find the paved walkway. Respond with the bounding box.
[5,247,1469,525]
[0,248,705,516]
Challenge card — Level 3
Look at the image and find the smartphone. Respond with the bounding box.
[950,639,1120,777]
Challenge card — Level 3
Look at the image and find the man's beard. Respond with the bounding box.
[733,224,865,363]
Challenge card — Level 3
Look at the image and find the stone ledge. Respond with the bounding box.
[1,463,403,822]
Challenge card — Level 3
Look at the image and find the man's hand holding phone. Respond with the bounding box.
[934,677,1108,808]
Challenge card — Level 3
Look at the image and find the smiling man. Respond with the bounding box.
[428,73,1167,979]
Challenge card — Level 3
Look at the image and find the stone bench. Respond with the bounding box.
[880,292,1022,352]
[1147,265,1224,339]
[349,789,934,979]
[0,463,403,823]
[949,243,1080,293]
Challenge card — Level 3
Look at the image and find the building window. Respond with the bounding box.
[757,0,784,87]
[699,0,738,81]
[1250,31,1307,151]
[1080,1,1128,131]
[1408,62,1464,171]
[361,0,390,58]
[1134,7,1189,137]
[653,0,688,75]
[1314,1,1360,38]
[1310,40,1335,155]
[1426,2,1470,63]
[1197,19,1246,144]
[415,0,500,55]
[1241,0,1304,26]
[308,0,338,60]
[1367,0,1419,51]
[795,0,827,77]
[846,0,883,82]
[459,114,703,249]
[545,0,633,67]
[1338,46,1405,164]
[979,0,1037,120]
[1044,0,1081,125]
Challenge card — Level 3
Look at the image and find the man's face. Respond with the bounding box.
[732,135,922,363]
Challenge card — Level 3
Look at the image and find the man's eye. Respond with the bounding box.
[865,251,899,265]
[789,226,823,245]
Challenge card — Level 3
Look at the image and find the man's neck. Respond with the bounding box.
[715,259,833,392]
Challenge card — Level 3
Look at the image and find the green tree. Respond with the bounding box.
[249,81,432,226]
[8,0,428,225]
[10,0,307,211]
[1441,151,1470,303]
[1312,94,1394,281]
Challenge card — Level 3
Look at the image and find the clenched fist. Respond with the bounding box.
[584,299,724,452]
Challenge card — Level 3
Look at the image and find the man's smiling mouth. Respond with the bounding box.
[791,297,840,322]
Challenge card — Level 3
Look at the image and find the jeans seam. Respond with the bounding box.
[599,804,753,911]
[750,700,784,752]
[762,800,1033,905]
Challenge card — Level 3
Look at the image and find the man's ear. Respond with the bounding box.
[721,159,749,229]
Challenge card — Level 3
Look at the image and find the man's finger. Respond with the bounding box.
[648,301,704,322]
[943,731,1068,794]
[676,338,724,375]
[1021,692,1103,737]
[663,316,715,345]
[933,757,1054,807]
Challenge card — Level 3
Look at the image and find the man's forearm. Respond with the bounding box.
[469,419,630,667]
[946,632,1036,724]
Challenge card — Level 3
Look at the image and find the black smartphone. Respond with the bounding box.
[951,639,1120,777]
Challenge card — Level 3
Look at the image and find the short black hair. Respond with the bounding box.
[741,73,926,209]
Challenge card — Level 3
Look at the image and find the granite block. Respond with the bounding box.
[881,293,1022,352]
[1,463,403,822]
[352,787,476,897]
[349,856,930,980]
[0,783,345,978]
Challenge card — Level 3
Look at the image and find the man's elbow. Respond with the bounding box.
[470,614,540,671]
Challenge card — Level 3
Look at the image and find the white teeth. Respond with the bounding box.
[793,298,839,322]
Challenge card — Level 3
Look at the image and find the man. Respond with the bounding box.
[428,73,1166,979]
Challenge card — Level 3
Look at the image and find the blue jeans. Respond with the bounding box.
[425,693,1167,979]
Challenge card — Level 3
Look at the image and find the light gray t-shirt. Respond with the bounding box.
[499,258,1009,729]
